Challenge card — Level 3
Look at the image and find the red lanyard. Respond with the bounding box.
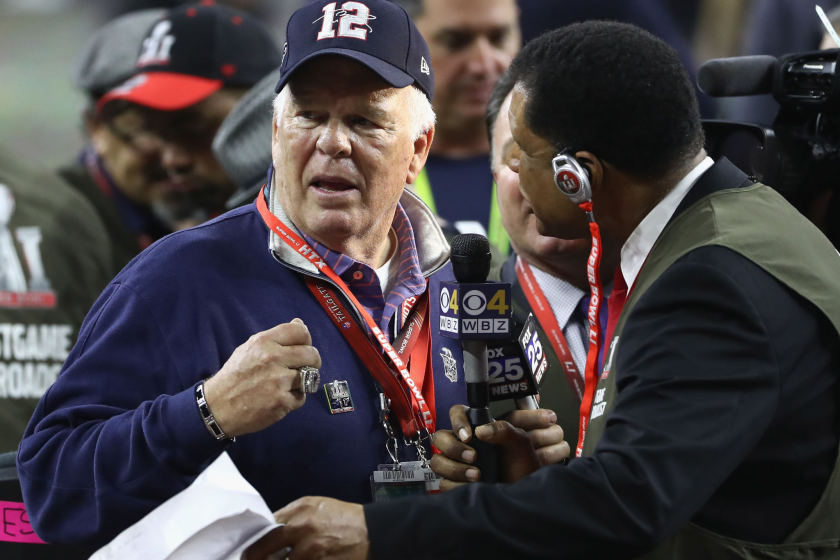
[514,257,584,401]
[575,201,605,458]
[256,186,435,438]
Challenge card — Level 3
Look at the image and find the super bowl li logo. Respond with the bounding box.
[0,185,55,308]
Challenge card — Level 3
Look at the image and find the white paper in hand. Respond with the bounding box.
[90,452,282,560]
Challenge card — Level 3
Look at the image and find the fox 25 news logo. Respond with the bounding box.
[438,282,512,340]
[487,314,547,401]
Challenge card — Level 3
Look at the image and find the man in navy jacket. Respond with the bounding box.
[17,0,566,547]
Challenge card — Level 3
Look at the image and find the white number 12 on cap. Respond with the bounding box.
[317,2,372,41]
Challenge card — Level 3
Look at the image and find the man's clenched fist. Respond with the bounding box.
[203,318,321,438]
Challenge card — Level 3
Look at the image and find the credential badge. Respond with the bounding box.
[440,348,458,382]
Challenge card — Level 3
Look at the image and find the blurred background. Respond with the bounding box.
[1,0,838,166]
[0,0,299,166]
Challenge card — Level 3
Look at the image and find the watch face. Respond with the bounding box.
[325,380,354,414]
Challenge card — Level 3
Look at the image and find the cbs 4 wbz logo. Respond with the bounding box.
[438,283,512,338]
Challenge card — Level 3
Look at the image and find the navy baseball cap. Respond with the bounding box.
[98,2,281,112]
[276,0,434,100]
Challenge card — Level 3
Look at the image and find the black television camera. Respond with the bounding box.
[699,49,840,248]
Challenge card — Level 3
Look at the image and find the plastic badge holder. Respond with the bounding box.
[370,461,442,502]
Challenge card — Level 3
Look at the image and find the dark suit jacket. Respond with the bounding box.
[364,164,840,559]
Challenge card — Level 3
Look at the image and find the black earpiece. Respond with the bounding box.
[552,148,592,204]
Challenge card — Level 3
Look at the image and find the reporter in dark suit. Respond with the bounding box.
[246,22,840,560]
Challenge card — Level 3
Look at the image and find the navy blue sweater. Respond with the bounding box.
[17,197,467,547]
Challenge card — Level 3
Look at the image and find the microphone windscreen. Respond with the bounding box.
[698,56,777,97]
[450,234,491,283]
[451,233,490,258]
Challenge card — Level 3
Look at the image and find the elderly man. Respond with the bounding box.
[17,0,569,547]
[59,4,280,277]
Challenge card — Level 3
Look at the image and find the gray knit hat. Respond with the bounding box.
[72,9,165,98]
[213,70,276,209]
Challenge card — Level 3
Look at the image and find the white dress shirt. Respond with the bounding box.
[528,265,589,377]
[620,157,714,289]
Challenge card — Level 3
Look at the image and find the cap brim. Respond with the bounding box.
[275,49,414,94]
[98,72,224,112]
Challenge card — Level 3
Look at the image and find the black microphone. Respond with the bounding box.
[450,233,491,282]
[449,234,501,483]
[698,55,777,97]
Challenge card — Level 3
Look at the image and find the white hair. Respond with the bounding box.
[273,84,435,141]
[273,85,290,125]
[404,85,436,140]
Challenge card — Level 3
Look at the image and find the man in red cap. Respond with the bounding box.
[60,3,281,276]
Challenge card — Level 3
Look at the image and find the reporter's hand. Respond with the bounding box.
[501,409,570,467]
[431,405,568,491]
[245,497,369,560]
[203,318,321,438]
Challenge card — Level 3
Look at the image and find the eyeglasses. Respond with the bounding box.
[105,110,221,155]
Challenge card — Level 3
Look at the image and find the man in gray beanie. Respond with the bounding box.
[212,70,277,209]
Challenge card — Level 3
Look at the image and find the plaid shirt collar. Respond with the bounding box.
[303,203,426,336]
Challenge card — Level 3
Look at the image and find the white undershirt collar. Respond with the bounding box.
[375,229,400,296]
[620,157,714,289]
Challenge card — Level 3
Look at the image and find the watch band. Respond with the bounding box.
[195,381,234,442]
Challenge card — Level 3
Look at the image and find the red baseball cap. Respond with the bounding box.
[98,2,281,112]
